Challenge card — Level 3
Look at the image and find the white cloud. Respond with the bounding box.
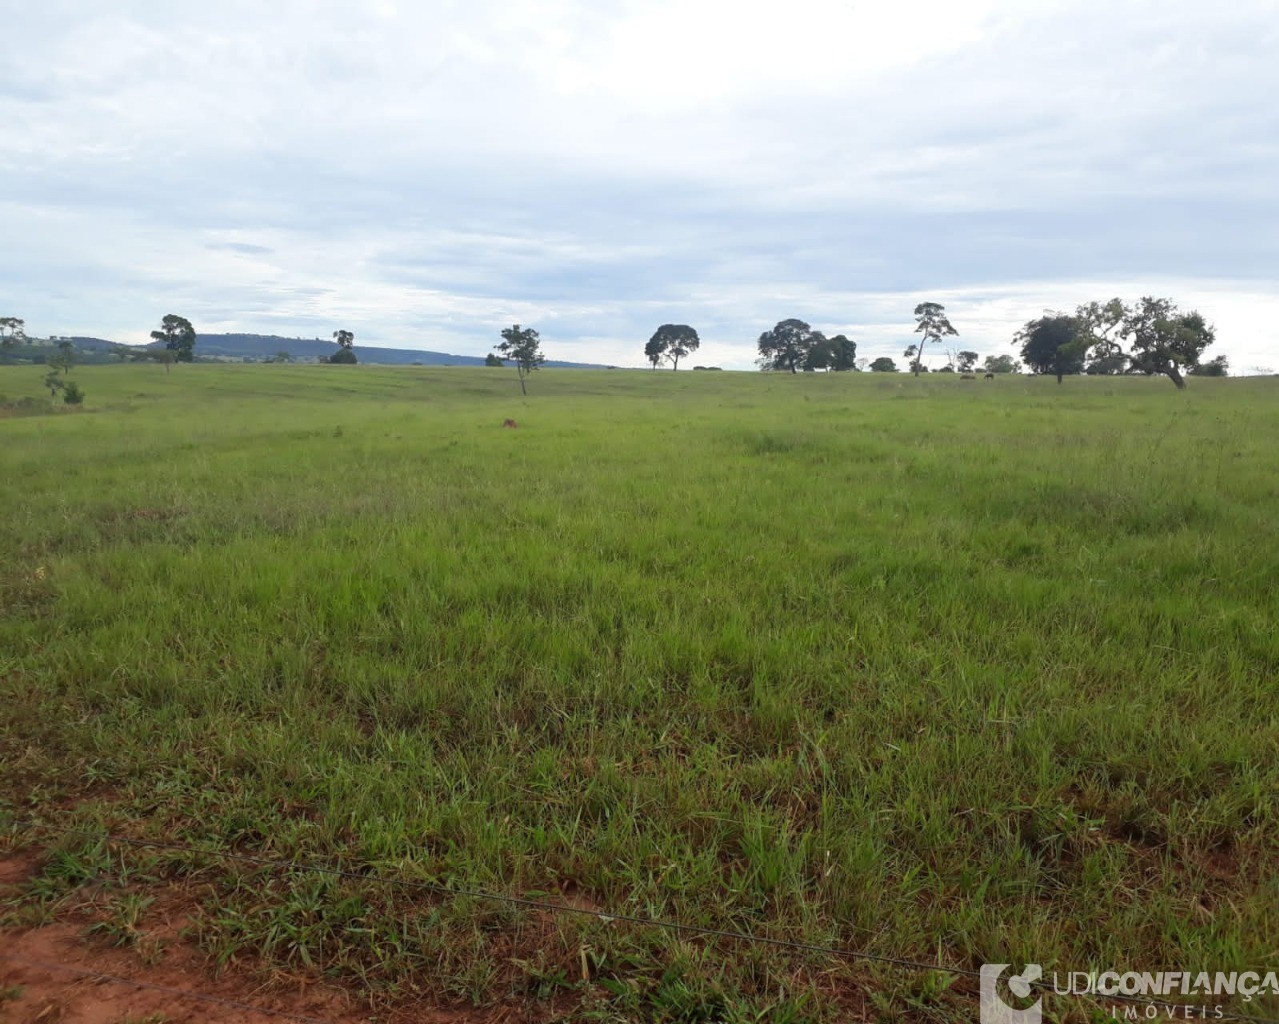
[2,0,1277,371]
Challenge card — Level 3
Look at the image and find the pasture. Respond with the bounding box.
[2,364,1277,1022]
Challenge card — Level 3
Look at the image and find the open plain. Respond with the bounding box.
[3,365,1277,1022]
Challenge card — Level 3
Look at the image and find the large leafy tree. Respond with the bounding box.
[151,314,196,362]
[803,334,833,371]
[329,329,357,364]
[828,334,857,371]
[648,324,699,370]
[499,324,545,395]
[758,318,820,373]
[910,302,958,376]
[803,334,857,371]
[956,350,979,373]
[1016,313,1088,383]
[869,356,898,372]
[1121,297,1214,389]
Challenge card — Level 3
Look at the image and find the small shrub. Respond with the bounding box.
[63,381,85,405]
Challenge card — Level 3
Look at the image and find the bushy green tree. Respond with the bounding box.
[648,324,700,370]
[1122,297,1215,389]
[498,324,545,395]
[869,356,898,372]
[1017,313,1088,383]
[758,319,820,373]
[796,333,857,371]
[151,315,196,362]
[329,330,357,364]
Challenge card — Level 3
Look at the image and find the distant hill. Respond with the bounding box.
[140,333,610,368]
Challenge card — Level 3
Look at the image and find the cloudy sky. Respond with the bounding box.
[3,0,1278,370]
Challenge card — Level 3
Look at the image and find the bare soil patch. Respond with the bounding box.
[0,853,510,1024]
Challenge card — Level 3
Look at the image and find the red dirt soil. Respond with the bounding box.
[0,852,506,1024]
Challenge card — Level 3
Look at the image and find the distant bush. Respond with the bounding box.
[1190,355,1229,377]
[63,381,85,404]
[692,365,723,371]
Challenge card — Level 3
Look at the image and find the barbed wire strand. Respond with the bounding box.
[0,952,333,1024]
[6,819,1278,1024]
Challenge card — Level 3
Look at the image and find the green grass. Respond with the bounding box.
[2,363,1278,1021]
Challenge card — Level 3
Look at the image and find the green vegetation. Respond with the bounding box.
[907,301,958,376]
[498,324,545,394]
[150,314,197,363]
[646,324,702,371]
[2,364,1277,1022]
[328,329,358,364]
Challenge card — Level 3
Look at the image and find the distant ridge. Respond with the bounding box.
[140,333,609,368]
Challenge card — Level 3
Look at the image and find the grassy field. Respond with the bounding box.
[2,363,1277,1022]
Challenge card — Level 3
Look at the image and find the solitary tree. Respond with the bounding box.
[758,319,820,373]
[273,350,295,363]
[911,302,958,376]
[328,329,357,364]
[869,356,898,372]
[151,315,196,362]
[0,317,25,346]
[1016,313,1088,383]
[648,324,700,371]
[956,350,979,373]
[498,324,545,395]
[485,352,504,367]
[1121,297,1214,389]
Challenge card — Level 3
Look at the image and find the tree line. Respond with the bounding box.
[641,295,1222,389]
[3,293,1229,400]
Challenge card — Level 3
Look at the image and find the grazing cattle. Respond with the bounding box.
[502,418,518,429]
[984,372,995,380]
